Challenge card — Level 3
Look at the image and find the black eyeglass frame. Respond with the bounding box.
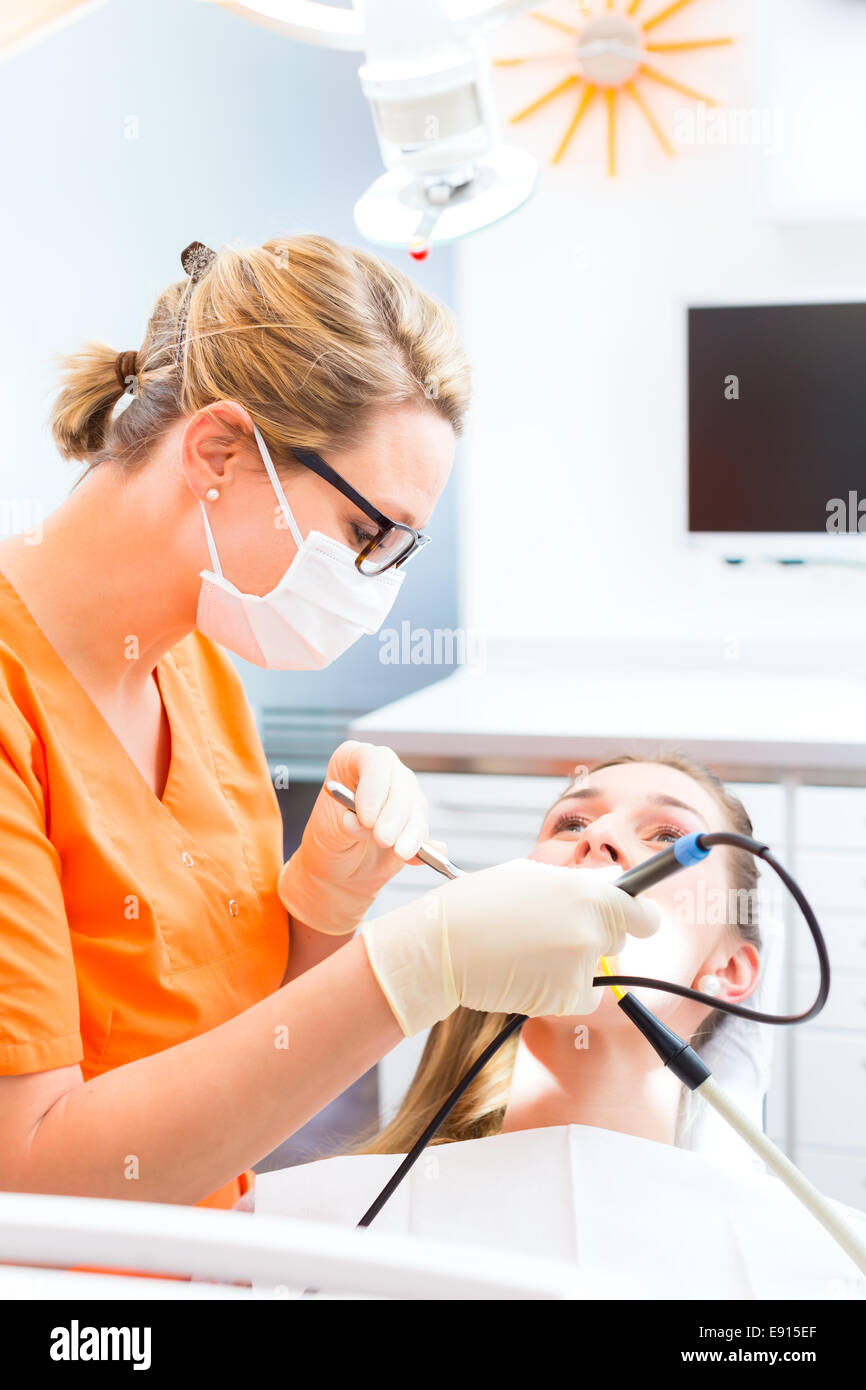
[290,446,432,575]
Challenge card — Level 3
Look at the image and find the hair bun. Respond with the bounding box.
[180,241,217,283]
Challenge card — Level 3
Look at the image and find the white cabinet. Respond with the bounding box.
[796,853,866,914]
[792,1034,866,1150]
[788,785,866,1210]
[795,1149,866,1213]
[725,782,789,1152]
[795,970,866,1032]
[726,782,785,847]
[373,772,866,1212]
[797,788,866,852]
[794,915,866,974]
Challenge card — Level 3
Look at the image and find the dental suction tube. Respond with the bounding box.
[612,829,711,895]
[602,830,831,1027]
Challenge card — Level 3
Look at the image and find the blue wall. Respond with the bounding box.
[0,0,462,747]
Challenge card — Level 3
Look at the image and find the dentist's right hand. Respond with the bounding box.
[360,858,662,1038]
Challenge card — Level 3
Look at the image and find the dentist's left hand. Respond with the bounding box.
[277,740,434,936]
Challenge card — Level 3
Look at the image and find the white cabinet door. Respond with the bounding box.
[796,853,866,914]
[726,782,786,849]
[792,1033,866,1150]
[795,969,866,1032]
[795,1149,866,1215]
[798,788,866,852]
[789,786,866,1207]
[793,913,866,974]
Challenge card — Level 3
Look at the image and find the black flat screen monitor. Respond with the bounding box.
[688,302,866,557]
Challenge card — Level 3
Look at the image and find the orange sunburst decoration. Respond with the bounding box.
[495,0,734,176]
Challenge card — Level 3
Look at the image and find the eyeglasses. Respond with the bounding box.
[290,446,432,576]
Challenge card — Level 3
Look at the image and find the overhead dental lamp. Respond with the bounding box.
[200,1,542,256]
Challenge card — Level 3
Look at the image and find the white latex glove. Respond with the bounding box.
[277,740,431,936]
[360,858,662,1037]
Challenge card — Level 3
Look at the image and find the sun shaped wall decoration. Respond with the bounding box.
[495,0,734,176]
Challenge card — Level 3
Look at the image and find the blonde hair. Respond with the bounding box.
[50,234,472,478]
[350,749,761,1157]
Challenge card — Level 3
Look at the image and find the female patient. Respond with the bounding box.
[352,751,762,1157]
[253,756,866,1298]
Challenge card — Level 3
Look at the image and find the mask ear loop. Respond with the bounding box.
[197,422,305,579]
[198,499,224,579]
[252,423,303,549]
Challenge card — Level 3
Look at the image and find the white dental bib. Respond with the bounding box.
[251,1124,866,1299]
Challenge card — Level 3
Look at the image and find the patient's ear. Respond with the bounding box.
[693,939,760,1004]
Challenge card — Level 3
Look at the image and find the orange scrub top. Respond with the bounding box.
[0,569,290,1217]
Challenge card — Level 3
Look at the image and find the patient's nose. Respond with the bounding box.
[570,821,629,871]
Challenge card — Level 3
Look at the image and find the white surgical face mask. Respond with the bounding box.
[196,424,405,669]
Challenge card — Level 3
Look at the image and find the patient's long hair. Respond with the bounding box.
[349,750,762,1156]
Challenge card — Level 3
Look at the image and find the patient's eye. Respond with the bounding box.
[650,824,686,844]
[548,813,590,837]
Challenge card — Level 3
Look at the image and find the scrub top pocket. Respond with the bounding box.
[150,831,265,975]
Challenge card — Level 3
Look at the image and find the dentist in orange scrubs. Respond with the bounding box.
[0,237,659,1251]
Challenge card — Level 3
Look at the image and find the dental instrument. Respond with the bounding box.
[323,781,866,1277]
[325,781,463,880]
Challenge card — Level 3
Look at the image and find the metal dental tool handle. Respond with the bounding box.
[324,780,464,880]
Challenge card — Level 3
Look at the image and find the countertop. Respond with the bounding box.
[349,638,866,783]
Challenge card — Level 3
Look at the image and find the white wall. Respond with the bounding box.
[454,0,866,647]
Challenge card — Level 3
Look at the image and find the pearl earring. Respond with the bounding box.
[698,974,722,996]
[205,487,219,501]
